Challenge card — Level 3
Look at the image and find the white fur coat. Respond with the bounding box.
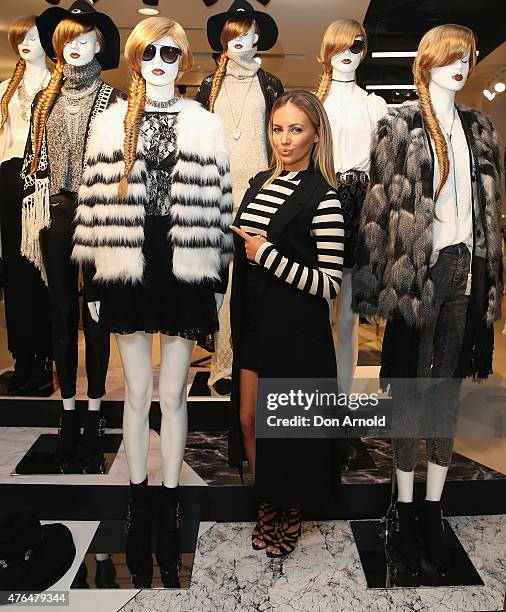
[72,98,233,287]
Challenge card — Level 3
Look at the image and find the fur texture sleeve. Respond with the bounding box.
[352,113,394,316]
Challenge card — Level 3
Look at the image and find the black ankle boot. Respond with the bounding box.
[391,501,421,572]
[95,555,119,588]
[420,500,450,572]
[54,410,81,473]
[16,355,53,397]
[76,412,106,474]
[126,478,153,588]
[156,485,181,588]
[7,354,34,395]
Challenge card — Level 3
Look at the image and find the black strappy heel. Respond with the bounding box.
[252,502,280,551]
[266,508,302,559]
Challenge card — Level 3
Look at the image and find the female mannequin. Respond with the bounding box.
[353,24,503,573]
[316,19,387,396]
[196,0,283,394]
[0,15,52,396]
[21,0,123,473]
[72,17,232,587]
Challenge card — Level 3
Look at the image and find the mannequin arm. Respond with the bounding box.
[88,301,100,323]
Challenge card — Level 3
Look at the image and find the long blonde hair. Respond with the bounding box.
[315,19,367,102]
[119,17,194,197]
[413,24,477,201]
[208,17,259,112]
[264,90,337,189]
[0,15,38,134]
[29,18,104,174]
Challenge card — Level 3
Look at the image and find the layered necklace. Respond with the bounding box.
[17,72,49,122]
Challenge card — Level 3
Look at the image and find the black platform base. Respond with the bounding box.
[351,519,484,588]
[12,433,123,475]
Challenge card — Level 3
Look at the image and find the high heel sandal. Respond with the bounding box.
[266,508,302,559]
[251,502,279,551]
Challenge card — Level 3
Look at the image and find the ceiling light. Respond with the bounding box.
[494,82,505,93]
[372,51,417,58]
[138,7,159,14]
[365,84,417,90]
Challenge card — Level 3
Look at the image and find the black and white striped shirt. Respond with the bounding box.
[238,170,344,299]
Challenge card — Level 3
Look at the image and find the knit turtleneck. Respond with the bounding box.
[62,57,101,92]
[226,48,261,78]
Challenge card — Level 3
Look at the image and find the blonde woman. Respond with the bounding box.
[72,17,232,587]
[353,24,503,573]
[195,0,283,395]
[229,90,345,557]
[20,0,122,473]
[0,15,52,396]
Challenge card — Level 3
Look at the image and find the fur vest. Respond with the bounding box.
[72,98,233,288]
[352,102,503,329]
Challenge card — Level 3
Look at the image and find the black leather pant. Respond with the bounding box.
[39,192,110,399]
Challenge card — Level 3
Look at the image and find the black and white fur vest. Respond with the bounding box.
[72,98,233,287]
[352,102,503,328]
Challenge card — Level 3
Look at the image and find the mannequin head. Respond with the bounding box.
[1,15,42,133]
[316,19,367,100]
[413,24,477,200]
[120,17,193,196]
[29,18,105,174]
[266,90,336,189]
[208,16,260,112]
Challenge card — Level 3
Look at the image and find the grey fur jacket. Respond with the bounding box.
[352,102,503,329]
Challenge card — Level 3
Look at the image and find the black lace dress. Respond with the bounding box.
[98,111,218,351]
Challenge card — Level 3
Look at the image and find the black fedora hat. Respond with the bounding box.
[36,0,120,70]
[207,0,278,52]
[0,513,76,592]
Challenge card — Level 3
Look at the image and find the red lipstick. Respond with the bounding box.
[21,48,30,54]
[152,68,165,76]
[70,53,80,59]
[452,74,463,81]
[342,59,352,64]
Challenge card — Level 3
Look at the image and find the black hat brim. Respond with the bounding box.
[36,7,120,70]
[207,9,278,52]
[0,523,76,592]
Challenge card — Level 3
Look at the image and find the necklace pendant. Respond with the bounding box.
[232,128,241,140]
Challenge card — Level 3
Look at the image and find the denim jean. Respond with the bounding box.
[393,243,484,471]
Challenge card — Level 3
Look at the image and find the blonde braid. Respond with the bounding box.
[119,72,146,198]
[0,59,26,133]
[208,51,228,113]
[29,62,64,175]
[315,66,332,101]
[417,79,448,202]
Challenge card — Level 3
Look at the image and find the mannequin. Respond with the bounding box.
[0,15,52,396]
[72,17,232,587]
[316,19,387,396]
[196,0,283,395]
[20,0,123,473]
[353,24,503,573]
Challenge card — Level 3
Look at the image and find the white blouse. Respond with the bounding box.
[324,87,388,174]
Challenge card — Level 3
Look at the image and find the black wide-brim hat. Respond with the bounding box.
[36,0,120,70]
[207,0,278,52]
[0,513,76,593]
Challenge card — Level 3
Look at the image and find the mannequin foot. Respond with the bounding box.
[156,485,181,588]
[76,411,107,474]
[15,355,53,397]
[391,501,421,573]
[419,500,450,573]
[55,410,82,473]
[213,378,232,396]
[126,478,153,588]
[7,354,34,395]
[95,555,119,588]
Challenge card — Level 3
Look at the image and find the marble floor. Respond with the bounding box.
[120,515,506,612]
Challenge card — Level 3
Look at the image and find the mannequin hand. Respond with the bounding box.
[214,292,224,313]
[230,226,267,261]
[88,301,100,323]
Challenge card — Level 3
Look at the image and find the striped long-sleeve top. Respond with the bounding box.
[238,170,345,299]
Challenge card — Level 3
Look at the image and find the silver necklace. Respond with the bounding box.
[62,79,100,115]
[17,73,49,122]
[145,95,180,109]
[223,76,255,140]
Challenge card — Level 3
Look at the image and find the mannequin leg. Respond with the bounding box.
[335,268,359,395]
[425,461,449,501]
[158,334,195,488]
[395,468,415,503]
[116,332,153,484]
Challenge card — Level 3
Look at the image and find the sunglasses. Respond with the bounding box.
[142,44,182,64]
[349,39,365,54]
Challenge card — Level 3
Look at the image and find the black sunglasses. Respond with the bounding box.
[142,44,182,64]
[349,39,365,54]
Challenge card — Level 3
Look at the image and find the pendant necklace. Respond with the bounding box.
[438,106,458,216]
[223,75,255,140]
[17,72,49,121]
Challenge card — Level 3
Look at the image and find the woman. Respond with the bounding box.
[230,90,345,558]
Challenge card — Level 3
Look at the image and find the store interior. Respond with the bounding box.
[0,1,505,611]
